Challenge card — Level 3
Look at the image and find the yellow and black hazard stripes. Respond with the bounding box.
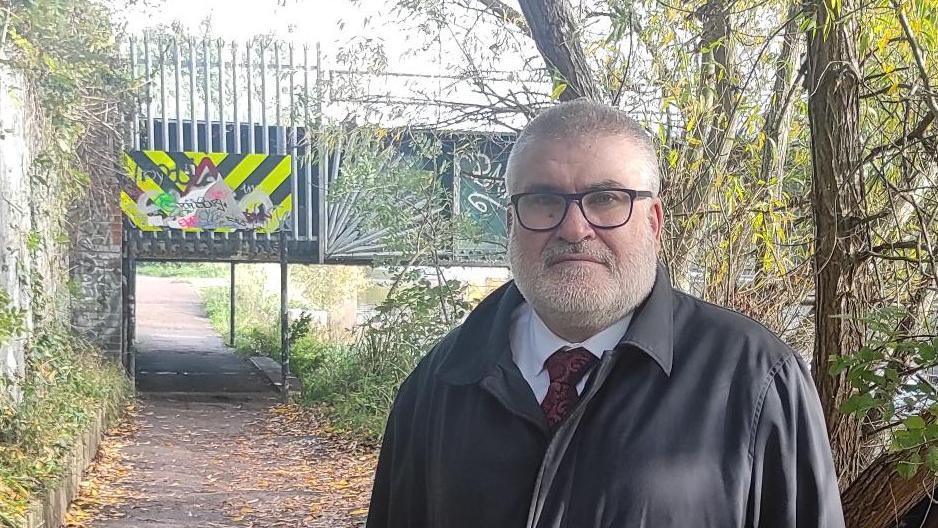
[121,150,292,232]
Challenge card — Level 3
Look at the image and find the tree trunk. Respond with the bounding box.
[841,448,935,528]
[517,0,601,101]
[805,0,865,487]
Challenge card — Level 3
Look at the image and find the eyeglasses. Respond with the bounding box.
[510,188,654,232]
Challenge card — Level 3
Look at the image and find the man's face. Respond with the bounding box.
[507,134,664,324]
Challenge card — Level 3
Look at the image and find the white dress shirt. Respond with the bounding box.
[508,302,632,404]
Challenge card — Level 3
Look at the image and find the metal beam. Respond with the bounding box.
[189,37,196,150]
[144,33,154,149]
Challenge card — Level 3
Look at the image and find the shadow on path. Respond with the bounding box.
[134,276,273,394]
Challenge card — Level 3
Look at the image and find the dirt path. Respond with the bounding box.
[133,277,272,394]
[66,277,376,528]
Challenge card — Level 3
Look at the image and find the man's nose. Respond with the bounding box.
[555,201,595,243]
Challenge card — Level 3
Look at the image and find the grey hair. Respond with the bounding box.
[505,99,661,195]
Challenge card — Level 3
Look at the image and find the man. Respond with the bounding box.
[366,100,845,527]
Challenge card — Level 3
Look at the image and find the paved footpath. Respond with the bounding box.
[67,276,376,528]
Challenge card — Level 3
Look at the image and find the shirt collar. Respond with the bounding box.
[438,261,675,385]
[512,303,632,383]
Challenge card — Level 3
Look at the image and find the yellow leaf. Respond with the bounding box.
[550,83,567,101]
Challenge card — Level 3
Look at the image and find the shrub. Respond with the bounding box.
[291,272,469,440]
[0,327,131,525]
[199,266,281,359]
[197,263,472,441]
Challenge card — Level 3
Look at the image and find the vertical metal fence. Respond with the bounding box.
[126,34,322,250]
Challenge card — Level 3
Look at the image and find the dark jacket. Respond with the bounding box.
[366,265,845,528]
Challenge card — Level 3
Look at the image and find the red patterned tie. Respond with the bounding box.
[541,347,599,429]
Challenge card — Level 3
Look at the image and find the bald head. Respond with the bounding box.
[506,99,661,195]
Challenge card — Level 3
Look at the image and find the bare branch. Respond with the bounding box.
[472,0,531,36]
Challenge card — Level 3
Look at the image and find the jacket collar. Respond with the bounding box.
[438,261,675,385]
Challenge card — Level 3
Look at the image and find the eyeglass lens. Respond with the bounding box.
[516,190,633,230]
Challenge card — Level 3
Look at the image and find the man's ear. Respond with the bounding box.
[650,198,664,243]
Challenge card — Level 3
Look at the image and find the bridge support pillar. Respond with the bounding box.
[279,229,290,402]
[229,262,235,347]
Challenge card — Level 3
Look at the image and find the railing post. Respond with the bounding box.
[229,261,236,347]
[279,228,290,402]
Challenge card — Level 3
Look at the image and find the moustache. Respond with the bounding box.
[542,241,616,267]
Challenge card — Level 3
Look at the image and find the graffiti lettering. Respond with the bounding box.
[467,192,504,214]
[458,152,492,177]
[244,208,272,224]
[174,198,226,211]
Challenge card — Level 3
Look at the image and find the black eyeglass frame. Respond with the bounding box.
[509,188,655,232]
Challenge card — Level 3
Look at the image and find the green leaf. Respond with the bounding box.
[897,460,919,479]
[905,415,926,430]
[920,343,937,364]
[926,447,938,474]
[924,423,938,441]
[828,354,850,376]
[858,346,879,362]
[839,392,878,415]
[895,428,926,450]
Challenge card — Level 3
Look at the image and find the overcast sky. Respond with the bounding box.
[114,0,544,129]
[117,0,526,72]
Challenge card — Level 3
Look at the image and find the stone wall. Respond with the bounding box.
[69,147,125,361]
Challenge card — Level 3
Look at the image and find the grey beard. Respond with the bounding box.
[508,229,658,334]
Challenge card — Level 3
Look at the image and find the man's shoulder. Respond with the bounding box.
[418,324,464,373]
[670,289,798,370]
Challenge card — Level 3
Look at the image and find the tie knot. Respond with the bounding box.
[544,346,598,387]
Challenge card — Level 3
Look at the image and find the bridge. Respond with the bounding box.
[113,33,519,391]
[122,33,517,265]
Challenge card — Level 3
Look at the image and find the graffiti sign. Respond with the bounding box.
[453,135,512,255]
[120,151,292,232]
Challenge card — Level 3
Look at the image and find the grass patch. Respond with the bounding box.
[291,336,390,440]
[200,272,280,359]
[0,328,132,526]
[199,270,468,441]
[137,262,227,278]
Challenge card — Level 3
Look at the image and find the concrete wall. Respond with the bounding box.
[0,58,40,401]
[0,56,125,401]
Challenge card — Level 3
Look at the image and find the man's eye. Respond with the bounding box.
[532,195,558,206]
[588,192,620,205]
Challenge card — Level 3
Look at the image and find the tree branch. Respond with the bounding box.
[472,0,531,36]
[861,114,935,166]
[517,0,601,101]
[892,0,938,121]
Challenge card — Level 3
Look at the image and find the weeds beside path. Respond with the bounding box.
[67,397,377,528]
